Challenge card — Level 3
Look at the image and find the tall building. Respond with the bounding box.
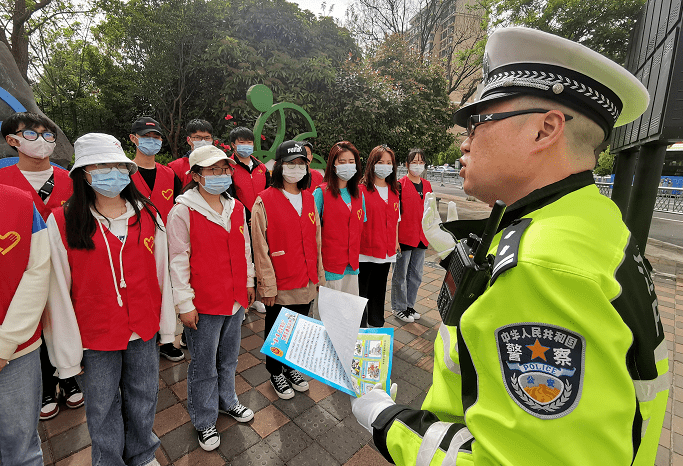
[408,0,485,107]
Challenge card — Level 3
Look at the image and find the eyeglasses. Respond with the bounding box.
[283,160,307,167]
[190,135,213,141]
[86,163,130,175]
[460,108,573,139]
[14,129,56,143]
[201,167,232,176]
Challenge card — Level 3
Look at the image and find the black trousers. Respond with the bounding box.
[264,301,312,375]
[40,338,59,395]
[358,261,392,328]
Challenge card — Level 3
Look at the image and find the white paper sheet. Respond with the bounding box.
[318,286,367,391]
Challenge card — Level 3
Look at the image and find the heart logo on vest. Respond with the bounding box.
[144,236,154,254]
[394,202,398,211]
[357,209,363,220]
[61,200,66,205]
[0,231,21,256]
[239,225,244,235]
[162,189,173,200]
[308,212,315,224]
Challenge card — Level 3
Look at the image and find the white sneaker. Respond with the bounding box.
[198,425,220,451]
[407,307,421,320]
[250,301,266,313]
[393,309,414,323]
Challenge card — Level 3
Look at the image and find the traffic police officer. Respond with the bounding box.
[352,27,669,465]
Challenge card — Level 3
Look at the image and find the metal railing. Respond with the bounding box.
[395,168,683,214]
[396,167,463,187]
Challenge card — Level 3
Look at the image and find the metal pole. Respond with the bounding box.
[611,148,638,220]
[624,143,667,254]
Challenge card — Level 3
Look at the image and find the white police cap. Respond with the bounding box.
[454,27,649,140]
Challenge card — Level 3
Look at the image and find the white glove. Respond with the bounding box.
[350,382,397,433]
[422,193,456,259]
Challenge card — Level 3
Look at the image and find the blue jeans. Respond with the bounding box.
[391,247,426,311]
[185,308,244,431]
[0,349,42,466]
[78,337,160,466]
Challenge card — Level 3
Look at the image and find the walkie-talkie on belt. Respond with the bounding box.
[436,200,506,326]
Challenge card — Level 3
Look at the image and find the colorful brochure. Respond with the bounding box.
[260,287,394,397]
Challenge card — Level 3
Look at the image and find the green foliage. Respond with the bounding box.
[30,0,456,166]
[594,146,615,176]
[433,142,462,166]
[493,0,646,64]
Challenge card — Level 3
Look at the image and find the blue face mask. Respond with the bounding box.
[235,144,254,158]
[137,136,162,156]
[202,174,232,195]
[89,171,131,198]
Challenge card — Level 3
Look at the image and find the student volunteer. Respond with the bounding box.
[251,140,324,400]
[167,145,256,451]
[45,133,175,466]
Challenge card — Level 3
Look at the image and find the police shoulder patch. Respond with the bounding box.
[496,323,585,419]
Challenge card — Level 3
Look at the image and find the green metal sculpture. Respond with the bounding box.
[247,84,326,169]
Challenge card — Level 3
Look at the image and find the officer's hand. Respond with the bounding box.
[350,382,397,433]
[422,193,456,260]
[262,296,276,307]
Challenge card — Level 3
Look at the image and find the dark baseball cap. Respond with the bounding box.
[276,140,308,162]
[131,117,162,136]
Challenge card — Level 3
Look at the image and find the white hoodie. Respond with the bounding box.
[166,187,255,314]
[44,202,176,379]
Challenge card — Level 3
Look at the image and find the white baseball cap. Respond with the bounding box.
[189,145,236,170]
[70,133,137,175]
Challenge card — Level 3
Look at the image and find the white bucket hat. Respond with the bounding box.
[70,133,138,175]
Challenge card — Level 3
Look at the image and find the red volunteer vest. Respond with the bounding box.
[0,186,41,354]
[306,169,324,194]
[259,187,319,290]
[53,208,162,351]
[189,201,248,314]
[168,157,192,188]
[131,163,175,224]
[231,155,268,212]
[319,183,363,274]
[360,186,400,259]
[0,164,73,221]
[398,176,431,247]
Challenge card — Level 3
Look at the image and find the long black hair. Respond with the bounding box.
[323,141,361,199]
[270,158,311,191]
[64,168,162,250]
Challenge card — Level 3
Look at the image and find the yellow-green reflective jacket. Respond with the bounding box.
[372,172,669,465]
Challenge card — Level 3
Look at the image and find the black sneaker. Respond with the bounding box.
[160,343,184,362]
[40,392,59,420]
[270,373,294,399]
[220,403,254,422]
[407,307,421,320]
[392,309,414,323]
[197,425,220,451]
[283,369,309,392]
[60,377,84,409]
[180,332,187,348]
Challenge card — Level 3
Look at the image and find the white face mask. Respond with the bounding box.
[282,164,307,183]
[11,136,55,159]
[335,164,357,181]
[192,140,212,150]
[409,163,425,176]
[374,164,393,179]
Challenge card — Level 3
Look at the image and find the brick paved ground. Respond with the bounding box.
[38,194,680,465]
